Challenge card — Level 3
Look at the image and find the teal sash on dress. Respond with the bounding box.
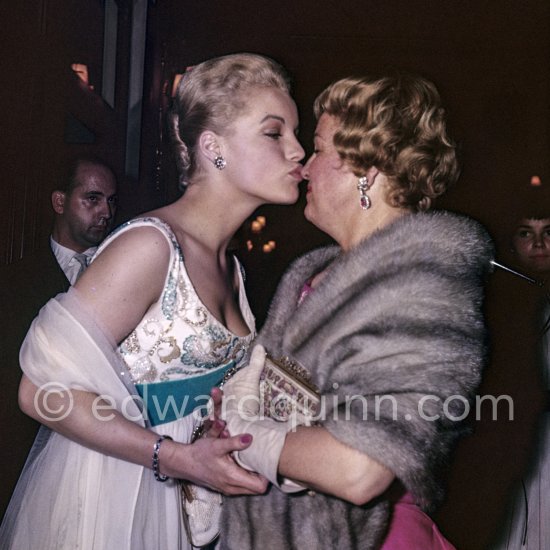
[135,360,235,427]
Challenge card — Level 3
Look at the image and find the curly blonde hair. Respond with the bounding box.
[314,74,459,211]
[168,53,291,189]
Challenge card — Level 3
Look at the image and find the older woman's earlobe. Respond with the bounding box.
[366,166,380,185]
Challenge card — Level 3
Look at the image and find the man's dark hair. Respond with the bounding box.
[57,156,115,195]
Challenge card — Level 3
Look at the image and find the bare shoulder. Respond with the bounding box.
[83,225,172,291]
[96,224,173,263]
[75,225,173,342]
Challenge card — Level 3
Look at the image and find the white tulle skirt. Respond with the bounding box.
[1,417,195,550]
[0,290,196,550]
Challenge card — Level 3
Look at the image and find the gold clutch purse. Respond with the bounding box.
[260,354,321,424]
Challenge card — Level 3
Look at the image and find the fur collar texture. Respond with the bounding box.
[221,211,494,549]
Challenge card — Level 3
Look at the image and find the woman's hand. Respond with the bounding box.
[199,387,229,439]
[218,346,305,493]
[162,435,268,495]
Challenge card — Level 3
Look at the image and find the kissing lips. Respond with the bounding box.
[289,167,303,181]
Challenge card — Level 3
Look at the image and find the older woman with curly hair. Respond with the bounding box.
[220,73,494,549]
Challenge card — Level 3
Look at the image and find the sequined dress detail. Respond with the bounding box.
[109,218,255,389]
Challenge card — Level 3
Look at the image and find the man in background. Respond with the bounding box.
[50,156,118,283]
[0,156,118,517]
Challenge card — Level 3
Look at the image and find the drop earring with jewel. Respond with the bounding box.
[357,176,371,210]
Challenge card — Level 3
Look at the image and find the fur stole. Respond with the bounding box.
[221,211,494,549]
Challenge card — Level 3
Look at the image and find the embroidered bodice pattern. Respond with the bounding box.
[95,217,255,384]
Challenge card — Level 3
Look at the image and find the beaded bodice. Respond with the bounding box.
[94,217,255,384]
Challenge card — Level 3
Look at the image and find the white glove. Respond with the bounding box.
[221,344,266,417]
[223,407,305,493]
[222,344,305,493]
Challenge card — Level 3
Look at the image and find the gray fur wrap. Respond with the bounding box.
[221,211,494,550]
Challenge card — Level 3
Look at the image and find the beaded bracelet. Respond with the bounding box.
[152,435,173,482]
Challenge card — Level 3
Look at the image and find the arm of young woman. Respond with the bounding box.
[18,227,267,495]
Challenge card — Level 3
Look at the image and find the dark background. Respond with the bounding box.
[1,2,549,547]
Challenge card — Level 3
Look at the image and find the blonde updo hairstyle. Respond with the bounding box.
[314,74,459,211]
[168,53,291,189]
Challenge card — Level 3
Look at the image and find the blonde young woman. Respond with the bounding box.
[0,53,304,550]
[220,74,494,549]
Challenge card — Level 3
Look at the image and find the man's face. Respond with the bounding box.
[59,163,118,251]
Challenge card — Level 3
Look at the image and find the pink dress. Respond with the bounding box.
[299,280,456,550]
[381,490,455,549]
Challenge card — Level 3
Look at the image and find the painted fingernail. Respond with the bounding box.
[240,434,252,444]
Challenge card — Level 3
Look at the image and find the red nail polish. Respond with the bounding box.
[240,434,252,444]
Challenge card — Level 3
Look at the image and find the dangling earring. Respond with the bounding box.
[357,176,371,210]
[214,155,226,170]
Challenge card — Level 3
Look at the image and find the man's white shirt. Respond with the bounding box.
[50,237,96,285]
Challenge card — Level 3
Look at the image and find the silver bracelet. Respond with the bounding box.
[152,435,173,482]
